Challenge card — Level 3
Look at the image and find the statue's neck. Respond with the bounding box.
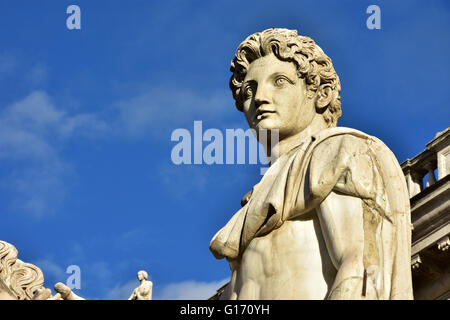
[267,115,328,162]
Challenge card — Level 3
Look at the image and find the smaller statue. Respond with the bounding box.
[128,270,152,300]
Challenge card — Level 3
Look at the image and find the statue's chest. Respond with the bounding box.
[239,215,326,278]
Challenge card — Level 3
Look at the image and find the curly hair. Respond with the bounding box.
[230,28,342,128]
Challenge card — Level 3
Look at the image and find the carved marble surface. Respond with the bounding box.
[0,241,47,300]
[128,270,153,300]
[210,28,413,300]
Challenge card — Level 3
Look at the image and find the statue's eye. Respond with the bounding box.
[274,76,288,87]
[244,85,254,99]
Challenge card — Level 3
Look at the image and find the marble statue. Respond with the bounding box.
[210,28,413,299]
[0,241,49,300]
[128,270,153,300]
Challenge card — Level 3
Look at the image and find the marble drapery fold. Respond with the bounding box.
[210,127,413,299]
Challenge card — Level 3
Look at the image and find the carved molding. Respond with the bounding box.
[437,235,450,251]
[0,241,46,300]
[411,254,422,270]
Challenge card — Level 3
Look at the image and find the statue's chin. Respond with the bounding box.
[253,118,279,132]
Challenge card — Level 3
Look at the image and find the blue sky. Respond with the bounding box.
[0,0,449,299]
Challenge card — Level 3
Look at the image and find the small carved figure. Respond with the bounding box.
[128,270,153,300]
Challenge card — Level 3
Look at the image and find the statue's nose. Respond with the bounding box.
[254,88,270,109]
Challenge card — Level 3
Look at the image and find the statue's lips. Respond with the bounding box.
[255,109,276,120]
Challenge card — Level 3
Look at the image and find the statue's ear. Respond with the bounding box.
[315,84,333,112]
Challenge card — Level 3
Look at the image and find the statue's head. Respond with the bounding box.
[230,28,341,139]
[137,270,148,281]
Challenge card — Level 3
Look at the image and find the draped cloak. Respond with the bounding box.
[210,127,413,300]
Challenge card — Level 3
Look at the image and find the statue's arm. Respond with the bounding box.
[128,289,137,300]
[311,135,382,299]
[317,191,367,299]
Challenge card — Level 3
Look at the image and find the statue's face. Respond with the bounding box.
[241,54,316,140]
[137,272,144,280]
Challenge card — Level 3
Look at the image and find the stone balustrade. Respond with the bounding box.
[401,127,450,198]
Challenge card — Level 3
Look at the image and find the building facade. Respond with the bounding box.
[401,127,450,300]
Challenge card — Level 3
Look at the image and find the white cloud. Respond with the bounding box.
[115,87,231,139]
[0,90,108,216]
[59,113,109,138]
[106,280,138,300]
[0,83,235,217]
[0,90,107,159]
[8,163,69,215]
[154,278,228,300]
[0,91,62,155]
[26,63,48,87]
[32,259,67,291]
[33,259,66,280]
[87,262,113,282]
